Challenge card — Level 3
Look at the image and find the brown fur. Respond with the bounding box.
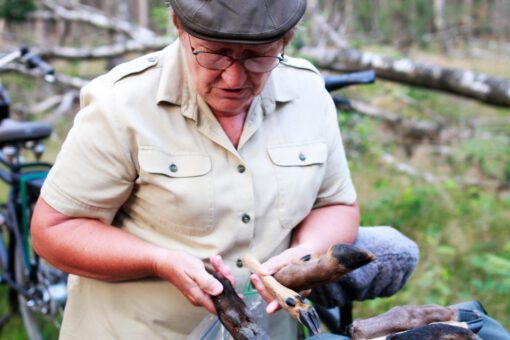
[210,272,269,340]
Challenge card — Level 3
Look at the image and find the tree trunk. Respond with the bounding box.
[137,0,149,28]
[433,0,448,53]
[461,0,473,44]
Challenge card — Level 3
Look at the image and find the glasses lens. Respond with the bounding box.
[195,52,282,72]
[244,57,281,73]
[195,53,232,70]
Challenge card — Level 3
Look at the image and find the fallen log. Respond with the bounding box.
[31,0,158,43]
[302,46,510,108]
[33,40,169,61]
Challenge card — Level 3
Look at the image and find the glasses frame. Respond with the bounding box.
[188,36,285,73]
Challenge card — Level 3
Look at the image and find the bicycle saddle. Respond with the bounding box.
[0,118,52,145]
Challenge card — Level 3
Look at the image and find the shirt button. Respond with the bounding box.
[237,164,246,173]
[241,214,251,224]
[169,163,178,173]
[299,153,306,161]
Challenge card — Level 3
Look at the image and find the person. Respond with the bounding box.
[31,1,418,339]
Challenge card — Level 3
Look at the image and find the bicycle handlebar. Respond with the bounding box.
[0,47,55,83]
[19,47,55,83]
[324,70,375,92]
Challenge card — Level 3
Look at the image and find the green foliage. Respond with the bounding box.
[150,6,170,33]
[340,114,379,157]
[458,135,510,182]
[351,0,434,45]
[0,287,27,339]
[347,129,510,327]
[0,0,36,22]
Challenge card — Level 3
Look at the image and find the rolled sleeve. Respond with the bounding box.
[41,76,137,224]
[314,92,357,207]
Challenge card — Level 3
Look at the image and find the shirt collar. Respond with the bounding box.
[259,64,300,115]
[156,39,184,106]
[156,39,198,121]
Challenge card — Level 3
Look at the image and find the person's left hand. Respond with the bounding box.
[250,245,314,314]
[210,254,236,286]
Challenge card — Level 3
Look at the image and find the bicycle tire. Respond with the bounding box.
[14,242,64,340]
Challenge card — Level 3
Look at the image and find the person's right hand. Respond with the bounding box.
[153,249,224,314]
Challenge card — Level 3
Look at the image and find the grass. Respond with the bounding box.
[340,75,510,329]
[0,286,29,339]
[350,153,510,329]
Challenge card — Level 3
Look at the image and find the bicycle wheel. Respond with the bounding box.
[14,242,66,340]
[0,217,19,319]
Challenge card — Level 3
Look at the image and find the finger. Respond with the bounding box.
[300,289,312,298]
[259,256,286,275]
[186,284,217,314]
[188,269,223,296]
[210,255,236,285]
[260,248,302,275]
[250,274,275,304]
[266,299,281,314]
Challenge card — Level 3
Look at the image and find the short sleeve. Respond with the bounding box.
[314,89,357,207]
[41,76,137,224]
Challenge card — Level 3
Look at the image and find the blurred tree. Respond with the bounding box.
[433,0,448,53]
[461,0,473,43]
[0,0,36,22]
[492,0,509,43]
[136,0,149,27]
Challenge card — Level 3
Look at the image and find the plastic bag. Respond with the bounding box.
[187,279,269,340]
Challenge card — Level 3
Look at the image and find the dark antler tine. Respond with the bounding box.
[456,308,483,334]
[331,244,376,271]
[299,307,321,336]
[466,318,484,334]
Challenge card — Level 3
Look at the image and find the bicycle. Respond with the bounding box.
[0,47,67,340]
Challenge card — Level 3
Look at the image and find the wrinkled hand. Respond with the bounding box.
[250,245,313,314]
[154,250,233,314]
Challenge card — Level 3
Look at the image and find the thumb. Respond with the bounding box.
[194,272,223,296]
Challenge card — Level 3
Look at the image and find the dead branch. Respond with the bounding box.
[348,100,444,144]
[381,152,498,190]
[33,39,170,60]
[30,0,158,43]
[0,63,88,89]
[29,90,79,122]
[306,0,351,49]
[30,94,63,113]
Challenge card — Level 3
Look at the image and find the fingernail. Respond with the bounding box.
[211,283,223,295]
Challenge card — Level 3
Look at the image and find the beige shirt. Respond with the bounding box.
[42,39,356,339]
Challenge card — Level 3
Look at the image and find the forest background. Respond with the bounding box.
[0,0,509,338]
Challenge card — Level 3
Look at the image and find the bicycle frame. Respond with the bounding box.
[0,47,64,339]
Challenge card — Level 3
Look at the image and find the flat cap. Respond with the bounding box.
[168,0,306,44]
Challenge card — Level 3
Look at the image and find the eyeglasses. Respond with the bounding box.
[188,37,285,73]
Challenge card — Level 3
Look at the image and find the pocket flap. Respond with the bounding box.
[267,142,327,166]
[139,147,211,178]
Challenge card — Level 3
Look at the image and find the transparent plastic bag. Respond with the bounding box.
[187,279,269,340]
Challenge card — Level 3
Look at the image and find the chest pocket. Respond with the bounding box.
[267,142,327,229]
[134,147,214,236]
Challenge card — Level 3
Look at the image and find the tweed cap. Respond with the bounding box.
[168,0,306,44]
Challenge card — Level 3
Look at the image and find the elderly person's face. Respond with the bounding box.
[181,32,284,117]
